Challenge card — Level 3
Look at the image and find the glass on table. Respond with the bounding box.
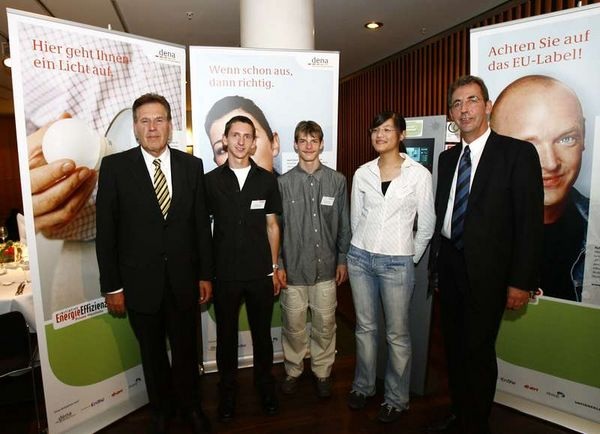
[0,226,6,275]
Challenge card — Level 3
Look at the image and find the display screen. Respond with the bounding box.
[404,138,434,173]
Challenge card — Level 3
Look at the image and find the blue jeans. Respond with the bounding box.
[348,245,415,409]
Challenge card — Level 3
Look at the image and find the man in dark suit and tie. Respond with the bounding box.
[428,76,544,434]
[96,93,213,434]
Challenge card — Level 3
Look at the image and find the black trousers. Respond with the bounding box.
[128,286,200,416]
[438,238,506,434]
[213,277,275,395]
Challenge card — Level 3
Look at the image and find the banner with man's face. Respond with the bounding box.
[189,46,340,371]
[471,4,600,428]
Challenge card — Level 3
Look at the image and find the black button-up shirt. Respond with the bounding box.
[206,160,282,281]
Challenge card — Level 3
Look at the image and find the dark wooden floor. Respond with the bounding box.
[1,286,580,434]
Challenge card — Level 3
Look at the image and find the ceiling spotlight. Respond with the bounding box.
[364,21,383,30]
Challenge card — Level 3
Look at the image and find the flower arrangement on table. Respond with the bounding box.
[0,241,23,263]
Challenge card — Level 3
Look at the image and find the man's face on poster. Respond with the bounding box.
[491,79,585,219]
[208,108,278,171]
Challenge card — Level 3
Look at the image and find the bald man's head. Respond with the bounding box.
[491,75,585,223]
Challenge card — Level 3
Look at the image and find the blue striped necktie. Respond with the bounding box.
[451,146,471,249]
[153,159,171,219]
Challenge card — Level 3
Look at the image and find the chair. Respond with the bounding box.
[0,311,42,432]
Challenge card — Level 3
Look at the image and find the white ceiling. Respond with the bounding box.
[0,0,508,113]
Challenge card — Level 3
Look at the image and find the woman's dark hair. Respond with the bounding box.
[370,111,407,153]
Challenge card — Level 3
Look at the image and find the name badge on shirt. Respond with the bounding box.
[250,200,266,210]
[321,196,335,206]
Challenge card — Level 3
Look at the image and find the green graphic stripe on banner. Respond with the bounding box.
[45,314,141,386]
[497,299,600,387]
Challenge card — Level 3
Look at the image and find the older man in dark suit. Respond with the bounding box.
[96,93,213,434]
[428,76,543,434]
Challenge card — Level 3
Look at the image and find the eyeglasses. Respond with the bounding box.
[450,96,481,111]
[369,127,400,135]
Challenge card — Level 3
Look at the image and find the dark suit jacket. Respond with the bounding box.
[430,130,543,296]
[96,146,213,314]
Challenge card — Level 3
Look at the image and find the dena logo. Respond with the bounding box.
[308,57,331,68]
[524,384,539,392]
[111,388,123,397]
[159,49,175,58]
[56,411,74,424]
[156,49,177,62]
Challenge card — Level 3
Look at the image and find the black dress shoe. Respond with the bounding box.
[426,413,458,432]
[261,391,279,416]
[186,409,212,433]
[218,394,236,422]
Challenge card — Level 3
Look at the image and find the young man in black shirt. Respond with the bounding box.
[205,115,283,422]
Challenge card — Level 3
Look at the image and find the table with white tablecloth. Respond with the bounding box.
[0,264,35,332]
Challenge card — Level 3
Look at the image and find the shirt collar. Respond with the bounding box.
[461,127,491,156]
[399,153,419,168]
[222,157,258,175]
[294,162,324,180]
[140,145,171,167]
[366,152,418,174]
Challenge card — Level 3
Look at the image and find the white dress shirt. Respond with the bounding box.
[441,128,491,239]
[350,154,435,263]
[141,146,173,197]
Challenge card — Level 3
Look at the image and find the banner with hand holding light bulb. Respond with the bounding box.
[8,9,186,434]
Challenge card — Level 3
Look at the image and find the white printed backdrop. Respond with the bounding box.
[471,4,600,429]
[189,46,339,370]
[8,9,186,433]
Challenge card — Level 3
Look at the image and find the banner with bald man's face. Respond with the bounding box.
[471,4,600,428]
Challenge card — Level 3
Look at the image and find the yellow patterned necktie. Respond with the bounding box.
[153,159,171,218]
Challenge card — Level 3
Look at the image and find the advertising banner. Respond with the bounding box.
[470,4,600,429]
[189,46,339,370]
[8,9,186,433]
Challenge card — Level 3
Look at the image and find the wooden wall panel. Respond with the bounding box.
[0,115,22,223]
[338,0,594,184]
